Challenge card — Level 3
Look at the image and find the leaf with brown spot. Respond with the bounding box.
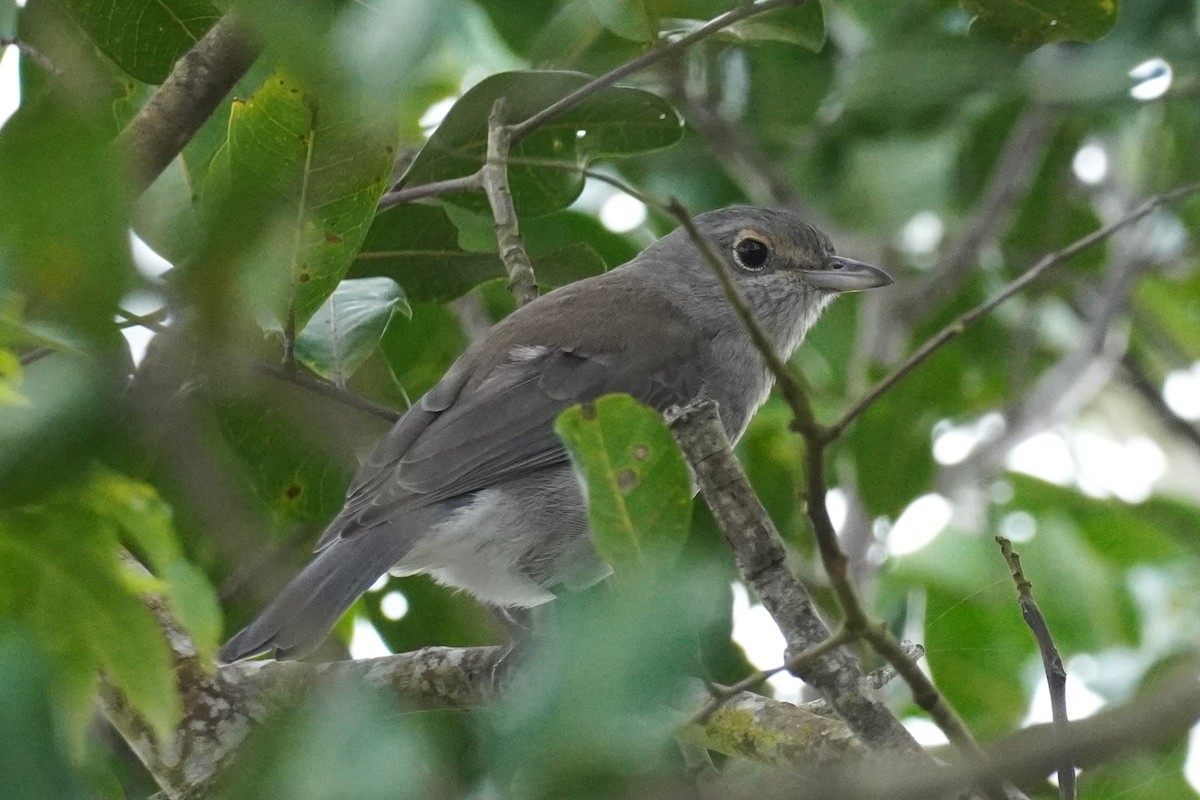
[556,394,691,575]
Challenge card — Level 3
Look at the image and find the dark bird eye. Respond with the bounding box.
[734,238,770,270]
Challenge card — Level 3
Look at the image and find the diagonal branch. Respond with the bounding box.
[666,399,923,757]
[115,15,259,196]
[830,182,1200,439]
[996,537,1074,800]
[506,0,806,144]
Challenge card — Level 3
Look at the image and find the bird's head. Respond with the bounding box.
[636,206,893,353]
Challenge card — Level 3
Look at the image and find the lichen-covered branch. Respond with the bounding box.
[666,399,922,757]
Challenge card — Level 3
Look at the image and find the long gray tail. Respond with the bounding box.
[218,532,407,663]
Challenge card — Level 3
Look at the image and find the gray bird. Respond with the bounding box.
[219,206,892,662]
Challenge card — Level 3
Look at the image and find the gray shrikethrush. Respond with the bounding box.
[219,205,892,662]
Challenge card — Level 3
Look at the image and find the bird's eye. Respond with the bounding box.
[734,238,770,270]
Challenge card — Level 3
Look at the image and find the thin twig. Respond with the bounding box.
[1120,350,1200,455]
[377,173,483,210]
[0,37,62,75]
[996,537,1074,800]
[507,0,805,143]
[19,347,54,366]
[116,307,169,332]
[830,182,1200,439]
[481,99,539,307]
[254,363,401,423]
[687,627,852,727]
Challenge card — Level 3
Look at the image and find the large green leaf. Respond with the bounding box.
[961,0,1118,46]
[489,563,722,799]
[350,203,606,302]
[0,95,134,342]
[555,394,692,575]
[223,71,399,329]
[1137,271,1200,361]
[295,277,411,386]
[60,0,221,84]
[398,70,683,217]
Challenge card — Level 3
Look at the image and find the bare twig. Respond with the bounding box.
[1120,350,1200,455]
[114,15,260,196]
[687,627,852,727]
[507,0,806,143]
[377,174,483,210]
[0,36,62,75]
[19,346,55,366]
[996,537,1074,800]
[254,362,401,423]
[830,182,1200,439]
[480,99,538,307]
[116,307,169,332]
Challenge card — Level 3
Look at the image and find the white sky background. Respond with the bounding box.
[4,41,1199,790]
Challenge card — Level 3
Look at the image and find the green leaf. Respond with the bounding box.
[295,277,411,386]
[555,394,692,574]
[350,203,607,302]
[84,469,224,660]
[225,71,399,329]
[60,0,221,84]
[588,0,654,41]
[0,494,180,742]
[0,94,135,342]
[1137,271,1200,361]
[961,0,1118,46]
[162,560,223,662]
[0,348,27,406]
[489,563,722,798]
[213,398,354,527]
[1002,475,1192,564]
[399,70,683,217]
[0,630,85,800]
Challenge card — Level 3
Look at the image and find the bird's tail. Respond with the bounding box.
[218,532,407,663]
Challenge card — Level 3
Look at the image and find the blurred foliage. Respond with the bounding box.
[2,0,1200,796]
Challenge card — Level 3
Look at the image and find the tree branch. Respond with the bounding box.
[830,182,1200,439]
[114,15,259,196]
[995,537,1073,800]
[666,399,922,757]
[506,0,806,144]
[481,99,539,307]
[100,578,865,798]
[253,362,401,423]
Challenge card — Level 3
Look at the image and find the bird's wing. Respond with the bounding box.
[320,329,705,546]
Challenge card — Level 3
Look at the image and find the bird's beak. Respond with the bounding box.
[801,257,893,293]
